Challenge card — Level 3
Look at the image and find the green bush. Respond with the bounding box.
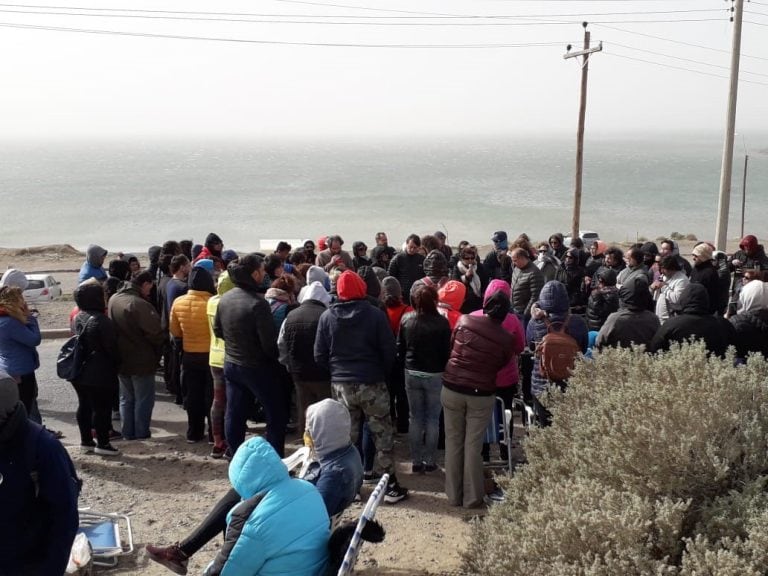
[464,343,768,575]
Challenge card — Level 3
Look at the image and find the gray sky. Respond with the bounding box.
[1,0,767,139]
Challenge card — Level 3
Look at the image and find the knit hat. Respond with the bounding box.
[0,269,28,291]
[537,280,570,315]
[336,270,367,301]
[438,280,467,311]
[194,258,215,272]
[317,236,328,252]
[740,235,759,253]
[483,279,511,306]
[692,243,713,261]
[0,371,20,428]
[189,266,216,295]
[222,250,239,266]
[205,233,223,249]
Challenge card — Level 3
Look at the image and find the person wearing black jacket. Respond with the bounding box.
[387,234,425,305]
[214,254,284,457]
[650,283,736,357]
[72,281,121,455]
[586,268,619,331]
[397,284,451,473]
[689,243,721,315]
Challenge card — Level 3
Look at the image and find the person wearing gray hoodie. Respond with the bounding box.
[78,244,108,283]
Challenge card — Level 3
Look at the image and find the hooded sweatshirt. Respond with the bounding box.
[78,244,108,283]
[278,282,331,381]
[204,436,329,576]
[438,280,466,329]
[298,266,331,303]
[596,276,660,350]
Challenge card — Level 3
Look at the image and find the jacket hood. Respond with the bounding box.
[738,280,768,314]
[229,437,288,499]
[217,271,235,296]
[483,279,511,306]
[597,268,617,286]
[484,290,510,321]
[0,269,28,291]
[189,266,216,294]
[307,266,331,291]
[618,276,652,311]
[108,259,131,281]
[305,399,351,459]
[538,280,569,315]
[356,266,381,299]
[205,232,223,249]
[438,280,466,311]
[352,241,366,253]
[148,245,162,264]
[337,270,367,301]
[86,244,107,267]
[74,282,105,312]
[301,281,331,306]
[228,262,260,291]
[740,234,759,253]
[371,245,393,264]
[423,250,448,280]
[680,283,710,315]
[381,276,403,303]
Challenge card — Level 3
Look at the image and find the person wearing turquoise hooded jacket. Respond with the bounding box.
[203,436,330,576]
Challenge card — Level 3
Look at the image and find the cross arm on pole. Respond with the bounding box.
[563,42,602,60]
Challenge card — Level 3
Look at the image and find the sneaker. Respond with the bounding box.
[80,443,96,454]
[484,487,505,506]
[222,449,234,462]
[146,543,189,575]
[109,429,123,440]
[210,446,226,459]
[384,481,408,504]
[95,444,120,456]
[363,471,377,485]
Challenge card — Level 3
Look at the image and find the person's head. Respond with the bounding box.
[304,399,352,459]
[271,274,297,296]
[423,250,448,281]
[0,269,29,291]
[303,240,316,254]
[162,240,181,257]
[0,371,21,430]
[692,242,713,265]
[483,289,510,322]
[170,254,190,277]
[264,254,284,279]
[459,245,478,267]
[375,232,388,246]
[189,266,216,295]
[510,247,530,269]
[356,266,381,299]
[537,243,550,257]
[336,270,367,302]
[327,235,344,255]
[126,254,141,274]
[371,245,392,268]
[421,235,440,255]
[739,235,759,256]
[658,255,680,276]
[457,240,470,253]
[537,280,570,316]
[300,280,331,306]
[317,236,329,252]
[205,232,224,254]
[491,231,508,251]
[411,283,439,315]
[564,248,581,267]
[434,231,447,248]
[352,241,368,259]
[641,242,658,266]
[605,247,624,268]
[86,244,108,268]
[570,237,584,250]
[590,240,607,257]
[0,286,27,324]
[680,282,710,315]
[484,279,511,307]
[74,280,107,311]
[288,250,306,266]
[131,270,154,299]
[659,239,675,258]
[405,234,421,256]
[548,233,564,252]
[231,253,266,288]
[625,247,644,269]
[381,276,404,308]
[221,249,239,268]
[274,242,292,261]
[438,280,466,311]
[177,240,192,259]
[597,268,617,287]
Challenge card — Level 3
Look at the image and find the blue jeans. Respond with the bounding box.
[355,420,376,473]
[224,361,286,457]
[119,373,156,439]
[405,371,443,466]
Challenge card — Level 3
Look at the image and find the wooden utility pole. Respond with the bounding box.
[715,0,745,251]
[564,23,602,242]
[740,153,748,238]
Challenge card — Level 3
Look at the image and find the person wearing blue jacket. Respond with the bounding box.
[526,280,589,427]
[78,243,109,283]
[0,372,80,576]
[0,286,42,423]
[202,436,330,576]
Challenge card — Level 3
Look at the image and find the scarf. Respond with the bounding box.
[456,261,482,298]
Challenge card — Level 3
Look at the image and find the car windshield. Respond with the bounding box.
[26,280,45,289]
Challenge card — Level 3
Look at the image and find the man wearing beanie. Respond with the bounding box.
[195,232,224,263]
[0,372,80,575]
[315,270,409,504]
[484,230,511,282]
[690,242,720,315]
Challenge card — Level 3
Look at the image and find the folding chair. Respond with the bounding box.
[77,509,134,567]
[512,395,536,430]
[483,397,514,473]
[336,473,389,576]
[282,445,312,478]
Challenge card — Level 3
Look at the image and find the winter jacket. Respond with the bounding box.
[595,277,660,350]
[387,252,425,305]
[170,291,213,354]
[469,280,525,388]
[650,283,736,357]
[483,249,512,283]
[655,271,690,323]
[314,299,396,384]
[0,402,80,576]
[278,296,331,382]
[0,315,40,376]
[730,237,768,272]
[77,244,108,283]
[443,314,515,396]
[526,281,589,397]
[108,284,164,375]
[214,285,278,369]
[315,249,354,273]
[586,286,619,331]
[397,311,452,373]
[72,283,119,388]
[511,261,545,319]
[203,437,329,576]
[265,288,296,331]
[689,260,720,315]
[730,309,768,360]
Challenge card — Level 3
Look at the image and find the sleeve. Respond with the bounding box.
[387,255,400,279]
[510,316,526,355]
[277,319,290,369]
[98,316,121,367]
[594,315,614,350]
[255,300,279,360]
[526,271,544,318]
[205,495,265,576]
[213,305,224,340]
[169,301,183,339]
[648,324,669,354]
[314,314,330,371]
[10,316,42,348]
[378,313,397,374]
[396,318,408,363]
[438,321,453,367]
[138,303,166,349]
[35,436,80,576]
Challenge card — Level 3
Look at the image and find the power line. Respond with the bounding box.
[0,20,574,47]
[744,19,768,26]
[603,50,768,86]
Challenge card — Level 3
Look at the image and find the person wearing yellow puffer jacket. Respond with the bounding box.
[170,267,216,443]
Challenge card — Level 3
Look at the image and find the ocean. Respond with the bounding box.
[2,134,766,253]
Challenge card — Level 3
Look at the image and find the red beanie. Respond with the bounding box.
[740,235,758,253]
[337,270,367,301]
[317,236,328,251]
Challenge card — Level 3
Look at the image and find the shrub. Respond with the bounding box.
[464,343,768,575]
[685,234,698,242]
[670,232,685,240]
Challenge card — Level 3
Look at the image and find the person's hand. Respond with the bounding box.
[584,276,592,286]
[651,280,664,291]
[732,259,743,267]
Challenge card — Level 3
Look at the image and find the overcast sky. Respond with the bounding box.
[1,0,767,139]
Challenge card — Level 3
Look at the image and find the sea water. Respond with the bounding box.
[1,134,766,252]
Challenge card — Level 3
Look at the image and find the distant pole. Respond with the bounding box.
[715,0,745,251]
[740,154,748,238]
[564,23,602,241]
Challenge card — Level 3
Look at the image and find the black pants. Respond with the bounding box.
[181,352,213,441]
[387,359,409,433]
[73,384,114,446]
[18,372,38,416]
[180,487,239,557]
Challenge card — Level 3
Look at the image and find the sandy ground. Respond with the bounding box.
[0,238,742,575]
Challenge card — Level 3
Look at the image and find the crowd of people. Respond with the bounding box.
[1,228,767,574]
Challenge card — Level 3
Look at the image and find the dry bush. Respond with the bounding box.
[463,343,768,575]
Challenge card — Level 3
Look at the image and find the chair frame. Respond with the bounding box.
[77,508,134,567]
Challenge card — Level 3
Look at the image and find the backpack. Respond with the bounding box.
[535,314,580,381]
[56,316,93,382]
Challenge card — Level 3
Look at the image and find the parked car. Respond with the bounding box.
[564,230,600,249]
[23,274,63,302]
